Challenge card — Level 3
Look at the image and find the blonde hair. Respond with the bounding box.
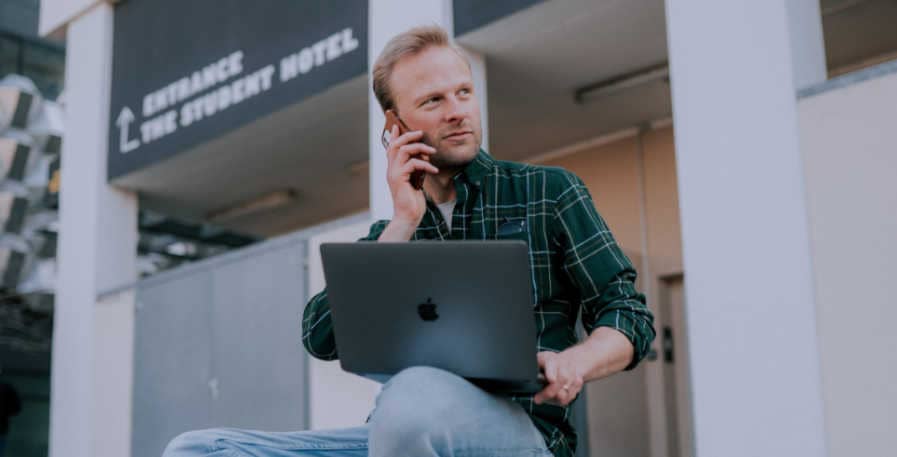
[372,25,469,113]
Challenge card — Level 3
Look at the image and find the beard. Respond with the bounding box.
[423,128,481,170]
[428,145,478,169]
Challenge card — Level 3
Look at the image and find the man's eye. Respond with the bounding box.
[423,97,440,106]
[459,88,471,95]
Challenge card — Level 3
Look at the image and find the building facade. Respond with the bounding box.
[32,1,897,456]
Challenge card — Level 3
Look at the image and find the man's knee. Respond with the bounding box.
[368,366,467,446]
[162,428,223,457]
[368,398,450,454]
[376,366,467,413]
[382,366,463,395]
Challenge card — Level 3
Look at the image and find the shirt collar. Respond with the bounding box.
[452,148,494,187]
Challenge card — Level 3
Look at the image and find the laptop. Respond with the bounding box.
[320,240,544,394]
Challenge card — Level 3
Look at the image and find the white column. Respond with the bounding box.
[461,49,489,152]
[785,0,827,91]
[49,3,138,457]
[368,0,453,220]
[664,2,826,457]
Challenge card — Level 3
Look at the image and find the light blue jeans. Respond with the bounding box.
[162,366,553,457]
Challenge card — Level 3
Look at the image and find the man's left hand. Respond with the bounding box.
[533,350,585,407]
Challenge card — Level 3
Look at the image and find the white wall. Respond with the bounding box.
[798,69,897,457]
[39,0,103,36]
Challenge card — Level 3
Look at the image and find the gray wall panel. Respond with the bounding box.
[133,272,214,457]
[210,242,308,430]
[128,215,372,455]
[133,238,310,456]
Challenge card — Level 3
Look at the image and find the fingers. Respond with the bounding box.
[385,128,436,189]
[537,382,563,406]
[543,355,559,384]
[534,353,559,404]
[536,351,551,370]
[536,378,581,406]
[554,365,581,406]
[395,158,438,180]
[533,385,551,405]
[386,127,427,160]
[534,352,584,407]
[394,142,436,167]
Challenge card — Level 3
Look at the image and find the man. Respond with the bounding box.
[164,25,654,457]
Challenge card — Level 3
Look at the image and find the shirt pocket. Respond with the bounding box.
[495,218,530,244]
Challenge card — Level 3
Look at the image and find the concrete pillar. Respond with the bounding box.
[462,48,489,152]
[664,1,826,456]
[49,3,138,457]
[785,0,827,91]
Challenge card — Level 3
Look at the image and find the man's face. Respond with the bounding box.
[389,46,482,170]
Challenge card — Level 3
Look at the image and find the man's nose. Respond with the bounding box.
[442,95,469,124]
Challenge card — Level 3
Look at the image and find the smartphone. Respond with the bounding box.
[382,109,426,190]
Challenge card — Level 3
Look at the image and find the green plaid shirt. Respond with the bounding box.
[303,149,655,456]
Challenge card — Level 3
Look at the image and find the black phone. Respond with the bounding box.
[382,109,426,190]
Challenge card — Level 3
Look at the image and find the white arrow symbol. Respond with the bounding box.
[116,107,141,154]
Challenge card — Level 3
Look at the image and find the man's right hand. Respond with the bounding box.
[380,125,439,241]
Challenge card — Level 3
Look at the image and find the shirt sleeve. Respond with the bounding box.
[550,171,656,370]
[301,219,391,361]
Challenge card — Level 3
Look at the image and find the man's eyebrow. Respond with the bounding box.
[413,82,472,105]
[413,90,443,105]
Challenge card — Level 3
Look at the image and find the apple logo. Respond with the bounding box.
[417,297,439,321]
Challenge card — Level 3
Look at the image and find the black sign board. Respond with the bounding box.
[453,0,544,37]
[107,0,368,180]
